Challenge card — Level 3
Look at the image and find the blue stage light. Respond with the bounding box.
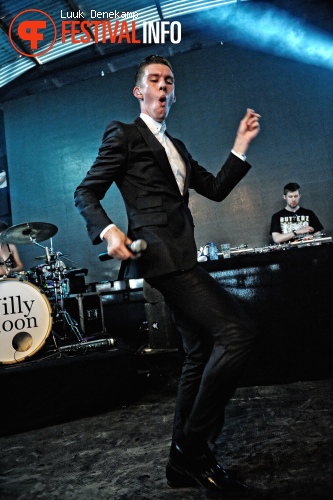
[202,3,333,70]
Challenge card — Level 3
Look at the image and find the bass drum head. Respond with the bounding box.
[0,279,52,364]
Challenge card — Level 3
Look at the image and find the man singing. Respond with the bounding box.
[75,55,261,496]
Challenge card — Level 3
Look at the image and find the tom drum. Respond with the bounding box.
[0,278,52,364]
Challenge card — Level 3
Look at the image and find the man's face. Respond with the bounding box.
[284,190,301,209]
[134,63,175,122]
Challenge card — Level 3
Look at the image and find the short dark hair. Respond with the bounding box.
[284,182,300,195]
[0,220,9,233]
[134,55,174,85]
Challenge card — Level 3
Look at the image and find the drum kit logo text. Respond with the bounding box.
[0,279,52,363]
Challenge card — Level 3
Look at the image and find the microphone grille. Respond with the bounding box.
[132,239,147,253]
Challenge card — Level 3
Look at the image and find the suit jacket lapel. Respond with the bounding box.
[134,117,190,194]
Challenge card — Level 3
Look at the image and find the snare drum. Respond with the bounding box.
[9,271,26,280]
[0,279,52,364]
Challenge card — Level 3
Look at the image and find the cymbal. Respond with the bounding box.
[65,268,88,277]
[35,253,69,260]
[35,254,56,260]
[0,222,58,244]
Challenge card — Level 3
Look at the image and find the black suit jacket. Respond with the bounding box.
[74,117,251,278]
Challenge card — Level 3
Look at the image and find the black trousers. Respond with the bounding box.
[147,264,257,447]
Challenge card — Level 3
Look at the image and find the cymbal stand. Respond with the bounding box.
[29,234,48,250]
[51,261,84,343]
[29,236,83,343]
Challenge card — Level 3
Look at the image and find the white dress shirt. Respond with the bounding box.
[140,113,186,195]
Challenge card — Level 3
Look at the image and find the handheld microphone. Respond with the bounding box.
[98,239,147,261]
[127,239,147,254]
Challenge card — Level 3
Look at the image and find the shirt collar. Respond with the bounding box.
[140,113,166,135]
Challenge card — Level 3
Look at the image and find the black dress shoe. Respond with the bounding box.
[168,441,251,497]
[166,444,240,488]
[166,460,199,488]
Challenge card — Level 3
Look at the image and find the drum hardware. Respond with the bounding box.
[33,253,73,297]
[9,271,26,279]
[52,305,84,344]
[0,271,26,280]
[33,256,86,345]
[26,266,85,349]
[30,245,83,345]
[35,258,84,344]
[35,251,69,261]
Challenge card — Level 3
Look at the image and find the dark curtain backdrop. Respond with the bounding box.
[2,44,333,284]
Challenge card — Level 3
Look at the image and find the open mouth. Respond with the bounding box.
[159,95,166,103]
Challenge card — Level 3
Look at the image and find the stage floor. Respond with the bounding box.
[0,371,332,499]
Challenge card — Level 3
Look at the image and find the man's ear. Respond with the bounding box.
[133,86,143,99]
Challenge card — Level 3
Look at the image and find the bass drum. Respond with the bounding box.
[0,279,52,364]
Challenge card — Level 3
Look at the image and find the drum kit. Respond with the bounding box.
[0,222,84,364]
